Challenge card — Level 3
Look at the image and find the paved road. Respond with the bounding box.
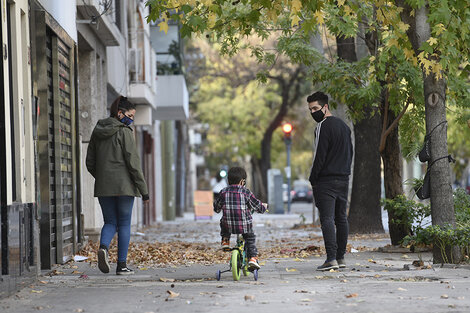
[1,203,469,313]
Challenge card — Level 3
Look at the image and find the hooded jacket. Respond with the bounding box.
[86,117,149,199]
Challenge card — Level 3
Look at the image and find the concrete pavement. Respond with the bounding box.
[1,203,469,313]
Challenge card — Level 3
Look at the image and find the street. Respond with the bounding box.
[1,203,470,313]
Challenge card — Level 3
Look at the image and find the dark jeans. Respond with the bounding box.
[220,222,257,258]
[313,180,349,262]
[98,196,134,262]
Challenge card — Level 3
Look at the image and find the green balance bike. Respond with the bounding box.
[216,235,259,281]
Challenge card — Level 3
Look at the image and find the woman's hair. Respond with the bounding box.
[110,96,136,117]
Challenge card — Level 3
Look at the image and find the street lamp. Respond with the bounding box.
[282,123,293,213]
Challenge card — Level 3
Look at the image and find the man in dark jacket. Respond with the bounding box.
[308,91,353,271]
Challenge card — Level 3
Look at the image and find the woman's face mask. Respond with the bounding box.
[120,115,134,126]
[118,110,134,126]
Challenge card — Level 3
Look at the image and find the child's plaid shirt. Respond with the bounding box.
[213,185,266,234]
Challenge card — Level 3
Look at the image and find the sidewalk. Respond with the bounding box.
[1,211,469,313]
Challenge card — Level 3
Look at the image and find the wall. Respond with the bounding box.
[37,0,77,42]
[1,0,37,298]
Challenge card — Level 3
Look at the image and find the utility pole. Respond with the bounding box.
[282,123,293,213]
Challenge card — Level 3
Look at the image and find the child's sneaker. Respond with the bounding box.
[221,238,230,251]
[248,257,260,270]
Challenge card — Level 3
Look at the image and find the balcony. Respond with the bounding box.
[154,75,189,120]
[76,0,120,46]
[128,82,157,108]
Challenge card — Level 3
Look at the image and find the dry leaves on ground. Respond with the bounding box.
[78,239,328,267]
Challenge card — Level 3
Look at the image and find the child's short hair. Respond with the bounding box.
[228,167,247,185]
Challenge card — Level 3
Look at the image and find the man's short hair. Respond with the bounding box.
[307,92,329,106]
[228,167,247,185]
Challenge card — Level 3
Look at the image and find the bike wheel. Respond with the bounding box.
[231,250,241,281]
[216,270,221,281]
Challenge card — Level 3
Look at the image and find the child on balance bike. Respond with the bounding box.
[213,167,268,270]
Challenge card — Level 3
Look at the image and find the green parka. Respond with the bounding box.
[86,117,149,199]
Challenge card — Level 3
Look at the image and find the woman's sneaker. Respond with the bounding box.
[97,248,110,274]
[116,266,135,275]
[248,257,261,270]
[316,260,339,271]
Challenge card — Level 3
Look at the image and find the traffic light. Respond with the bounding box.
[219,168,227,178]
[282,123,293,140]
[219,165,228,178]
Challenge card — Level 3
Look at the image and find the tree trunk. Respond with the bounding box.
[257,69,302,203]
[424,75,458,262]
[251,157,265,199]
[336,35,384,233]
[258,133,272,203]
[397,1,458,263]
[349,110,384,233]
[381,110,407,245]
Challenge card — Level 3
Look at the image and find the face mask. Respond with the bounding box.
[120,115,134,126]
[311,106,325,123]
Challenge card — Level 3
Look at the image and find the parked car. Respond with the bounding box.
[291,185,313,203]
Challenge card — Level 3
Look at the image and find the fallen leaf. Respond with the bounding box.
[244,295,255,301]
[301,298,312,302]
[457,296,465,300]
[294,290,309,293]
[39,281,48,284]
[48,270,65,276]
[340,279,348,283]
[140,267,148,271]
[374,274,381,278]
[285,268,297,272]
[74,309,84,313]
[412,260,424,267]
[31,290,43,294]
[397,288,407,291]
[160,277,176,282]
[167,290,180,299]
[441,294,449,299]
[368,259,377,264]
[401,254,410,259]
[71,265,79,269]
[346,293,358,298]
[72,271,83,274]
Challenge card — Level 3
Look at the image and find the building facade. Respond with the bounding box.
[1,0,191,298]
[1,0,37,298]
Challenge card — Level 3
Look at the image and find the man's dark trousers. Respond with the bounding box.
[313,179,349,262]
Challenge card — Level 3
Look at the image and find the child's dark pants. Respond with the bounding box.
[220,223,257,258]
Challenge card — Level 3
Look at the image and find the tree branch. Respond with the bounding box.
[379,93,411,154]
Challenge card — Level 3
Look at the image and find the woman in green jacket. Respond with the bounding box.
[86,96,149,275]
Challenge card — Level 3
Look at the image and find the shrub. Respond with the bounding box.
[385,188,470,263]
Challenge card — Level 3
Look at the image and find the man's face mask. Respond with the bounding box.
[311,105,325,123]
